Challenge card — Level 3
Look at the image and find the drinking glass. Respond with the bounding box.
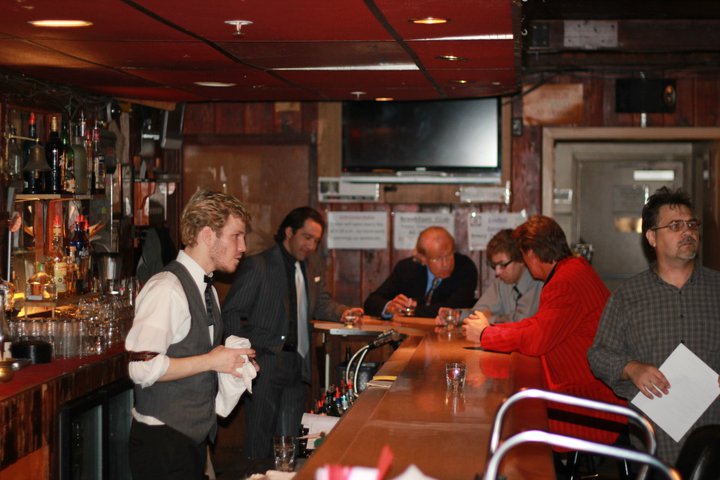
[273,435,296,472]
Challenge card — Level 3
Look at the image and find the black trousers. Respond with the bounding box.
[128,419,207,480]
[243,350,307,460]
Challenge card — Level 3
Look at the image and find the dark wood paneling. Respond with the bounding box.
[214,103,247,134]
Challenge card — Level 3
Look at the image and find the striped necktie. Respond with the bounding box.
[203,275,216,326]
[425,277,441,305]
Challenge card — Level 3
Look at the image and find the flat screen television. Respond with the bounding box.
[342,98,500,183]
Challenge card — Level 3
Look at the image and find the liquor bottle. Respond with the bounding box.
[84,125,93,192]
[69,215,91,293]
[22,112,48,194]
[46,217,67,295]
[72,114,89,194]
[7,126,24,192]
[61,120,76,193]
[0,289,11,360]
[46,115,64,194]
[91,122,105,194]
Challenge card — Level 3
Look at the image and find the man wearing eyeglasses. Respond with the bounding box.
[589,186,720,464]
[442,229,542,326]
[364,226,478,318]
[463,215,627,450]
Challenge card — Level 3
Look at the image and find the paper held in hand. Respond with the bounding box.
[631,343,720,442]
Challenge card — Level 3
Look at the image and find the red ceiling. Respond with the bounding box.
[0,0,519,103]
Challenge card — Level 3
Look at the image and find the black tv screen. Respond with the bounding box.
[342,98,500,178]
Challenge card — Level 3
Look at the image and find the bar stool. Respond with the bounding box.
[488,388,656,479]
[483,430,679,480]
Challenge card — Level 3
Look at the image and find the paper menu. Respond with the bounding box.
[631,343,720,442]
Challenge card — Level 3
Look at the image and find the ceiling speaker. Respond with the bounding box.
[615,78,676,113]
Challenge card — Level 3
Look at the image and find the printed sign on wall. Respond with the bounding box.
[468,211,527,250]
[327,211,388,249]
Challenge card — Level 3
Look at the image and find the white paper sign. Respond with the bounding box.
[631,343,720,442]
[393,212,455,250]
[468,212,527,250]
[327,211,387,250]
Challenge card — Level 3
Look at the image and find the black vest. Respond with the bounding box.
[133,260,222,443]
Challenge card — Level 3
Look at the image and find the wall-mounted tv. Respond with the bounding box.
[342,98,500,184]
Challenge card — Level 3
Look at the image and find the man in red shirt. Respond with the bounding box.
[464,215,626,447]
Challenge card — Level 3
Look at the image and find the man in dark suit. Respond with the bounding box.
[364,226,478,318]
[222,206,363,461]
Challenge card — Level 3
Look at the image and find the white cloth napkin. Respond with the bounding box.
[215,335,258,417]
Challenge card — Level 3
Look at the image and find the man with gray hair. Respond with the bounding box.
[364,226,478,318]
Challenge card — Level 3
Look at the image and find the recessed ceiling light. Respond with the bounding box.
[491,81,502,86]
[436,55,467,62]
[194,81,236,88]
[28,19,93,28]
[375,97,394,102]
[411,17,449,25]
[224,19,253,37]
[452,79,473,85]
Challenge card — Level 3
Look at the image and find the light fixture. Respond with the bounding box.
[452,79,474,85]
[436,55,467,62]
[375,97,394,102]
[224,20,253,37]
[28,19,92,28]
[411,17,449,25]
[350,91,367,100]
[194,81,236,88]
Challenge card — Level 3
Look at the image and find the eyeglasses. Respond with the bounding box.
[427,253,454,264]
[488,259,513,270]
[651,219,702,233]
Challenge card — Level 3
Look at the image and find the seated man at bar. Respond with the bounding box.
[463,215,626,448]
[436,228,542,325]
[589,187,720,464]
[125,190,258,479]
[364,226,478,318]
[223,206,363,462]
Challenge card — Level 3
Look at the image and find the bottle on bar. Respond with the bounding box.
[91,122,105,194]
[84,122,93,194]
[0,289,11,360]
[46,216,67,296]
[21,112,46,194]
[69,215,91,293]
[46,115,64,194]
[72,113,89,194]
[61,120,75,194]
[7,126,24,192]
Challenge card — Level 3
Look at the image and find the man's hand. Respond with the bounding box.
[462,311,490,343]
[209,345,257,377]
[386,294,417,315]
[341,307,364,324]
[622,361,670,399]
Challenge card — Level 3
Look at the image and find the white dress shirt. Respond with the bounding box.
[125,250,216,425]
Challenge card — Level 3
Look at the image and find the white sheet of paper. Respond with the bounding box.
[301,412,340,449]
[631,343,720,442]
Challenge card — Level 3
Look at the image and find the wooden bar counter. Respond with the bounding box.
[0,345,129,479]
[300,318,555,479]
